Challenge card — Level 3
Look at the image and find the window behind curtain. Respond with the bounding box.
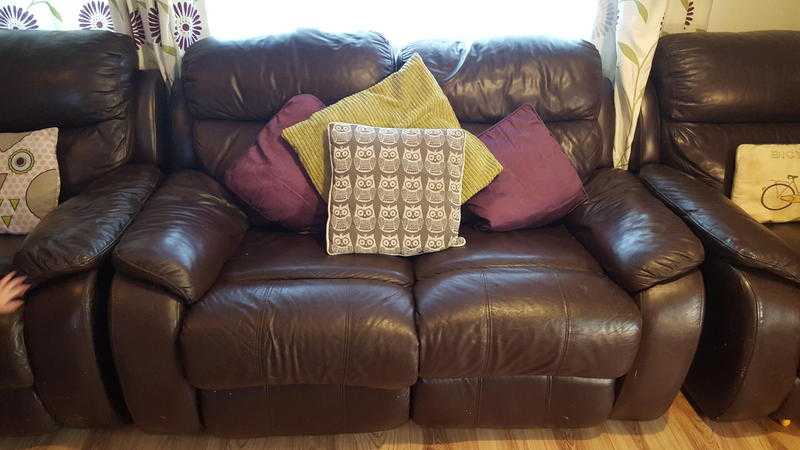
[205,0,598,45]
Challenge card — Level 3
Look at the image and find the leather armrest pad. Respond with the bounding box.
[566,168,704,292]
[113,170,248,303]
[13,164,161,285]
[640,164,800,285]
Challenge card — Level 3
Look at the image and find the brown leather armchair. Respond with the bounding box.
[632,31,800,421]
[110,30,705,437]
[0,31,165,435]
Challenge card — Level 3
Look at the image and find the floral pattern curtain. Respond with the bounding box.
[0,0,208,82]
[592,0,713,168]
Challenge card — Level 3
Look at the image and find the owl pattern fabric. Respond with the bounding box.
[326,123,466,256]
[0,128,59,234]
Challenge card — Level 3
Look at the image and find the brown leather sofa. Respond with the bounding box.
[110,30,705,437]
[633,31,800,421]
[0,31,165,435]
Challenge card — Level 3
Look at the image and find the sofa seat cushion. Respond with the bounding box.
[179,230,418,390]
[218,229,414,287]
[413,226,641,380]
[414,225,603,279]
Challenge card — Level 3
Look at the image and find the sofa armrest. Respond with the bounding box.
[566,168,704,292]
[13,164,161,285]
[113,170,248,303]
[640,163,800,285]
[133,69,169,169]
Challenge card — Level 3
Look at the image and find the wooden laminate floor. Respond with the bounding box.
[1,394,798,449]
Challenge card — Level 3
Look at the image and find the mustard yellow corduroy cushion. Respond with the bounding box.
[282,53,502,203]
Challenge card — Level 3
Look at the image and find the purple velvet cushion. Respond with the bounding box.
[225,94,326,231]
[467,104,586,231]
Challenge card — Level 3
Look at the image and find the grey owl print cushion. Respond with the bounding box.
[326,122,466,256]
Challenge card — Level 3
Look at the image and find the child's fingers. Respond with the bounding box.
[4,275,27,292]
[0,271,16,286]
[8,284,30,300]
[0,299,23,314]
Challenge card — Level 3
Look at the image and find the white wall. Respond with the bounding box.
[707,0,800,31]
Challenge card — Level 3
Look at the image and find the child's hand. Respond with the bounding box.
[0,271,30,315]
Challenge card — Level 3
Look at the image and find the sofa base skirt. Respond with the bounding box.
[199,384,410,438]
[0,387,58,436]
[412,376,615,428]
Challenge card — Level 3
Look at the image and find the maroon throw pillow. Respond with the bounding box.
[467,104,586,231]
[225,94,326,231]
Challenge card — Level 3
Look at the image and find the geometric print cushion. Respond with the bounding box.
[0,127,60,234]
[326,122,466,256]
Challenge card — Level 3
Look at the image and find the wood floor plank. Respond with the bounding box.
[1,394,798,449]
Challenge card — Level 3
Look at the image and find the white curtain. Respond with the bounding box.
[593,0,714,168]
[0,0,209,82]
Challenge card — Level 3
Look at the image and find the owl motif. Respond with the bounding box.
[379,234,401,255]
[446,129,465,149]
[402,233,422,256]
[450,236,466,248]
[0,127,60,233]
[378,175,399,203]
[378,146,400,173]
[354,145,376,173]
[448,179,461,206]
[425,177,445,204]
[401,176,422,204]
[425,148,445,175]
[426,205,447,233]
[330,123,353,145]
[329,233,353,254]
[355,233,378,253]
[401,147,422,174]
[378,128,399,145]
[423,129,445,148]
[354,204,376,232]
[450,208,461,234]
[378,204,400,232]
[401,129,422,147]
[447,152,463,178]
[331,176,352,203]
[402,204,423,233]
[354,174,376,202]
[424,234,446,253]
[355,125,377,144]
[331,146,352,173]
[329,203,352,231]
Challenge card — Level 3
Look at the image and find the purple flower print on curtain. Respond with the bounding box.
[0,5,38,30]
[172,1,202,50]
[129,9,145,48]
[78,1,115,31]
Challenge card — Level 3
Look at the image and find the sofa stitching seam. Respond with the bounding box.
[481,271,492,377]
[554,271,571,376]
[418,263,602,281]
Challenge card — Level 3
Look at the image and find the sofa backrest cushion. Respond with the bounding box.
[178,30,395,183]
[651,31,800,191]
[398,37,607,180]
[0,30,138,198]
